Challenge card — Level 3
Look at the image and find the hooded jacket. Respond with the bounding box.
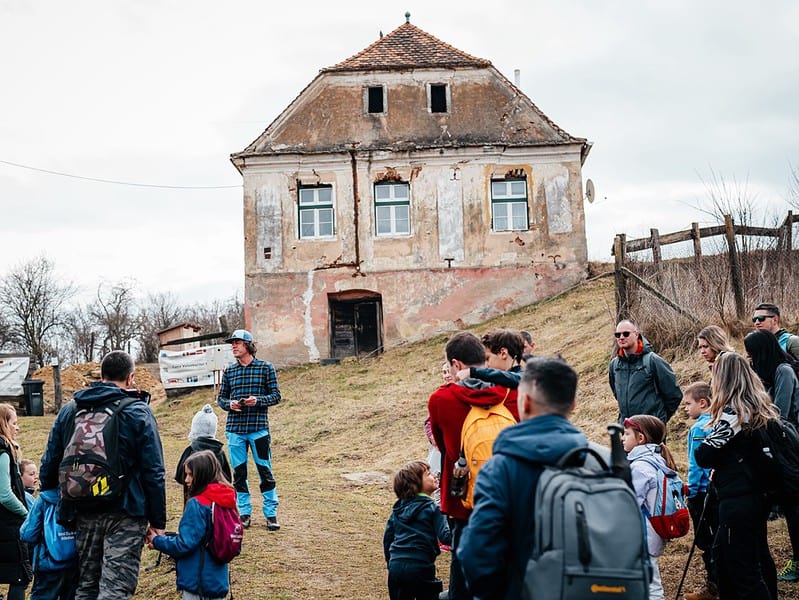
[152,482,236,598]
[38,382,167,529]
[19,488,77,573]
[382,494,451,568]
[608,338,682,422]
[627,444,675,557]
[458,414,587,599]
[428,379,519,521]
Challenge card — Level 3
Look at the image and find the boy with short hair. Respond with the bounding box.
[683,381,718,600]
[383,461,450,600]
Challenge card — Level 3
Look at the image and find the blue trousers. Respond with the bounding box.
[226,430,279,518]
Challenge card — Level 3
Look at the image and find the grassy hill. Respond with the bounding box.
[16,276,796,599]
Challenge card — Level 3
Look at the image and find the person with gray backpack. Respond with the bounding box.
[459,357,650,599]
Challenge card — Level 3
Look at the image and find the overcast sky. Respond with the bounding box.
[1,0,797,306]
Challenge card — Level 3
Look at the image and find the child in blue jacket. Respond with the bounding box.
[18,488,78,600]
[683,382,718,600]
[147,450,237,600]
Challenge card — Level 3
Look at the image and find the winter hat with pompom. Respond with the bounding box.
[189,404,218,441]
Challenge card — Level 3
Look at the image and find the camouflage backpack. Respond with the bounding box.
[58,397,136,507]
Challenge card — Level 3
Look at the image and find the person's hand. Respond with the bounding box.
[455,368,471,382]
[243,396,258,407]
[230,400,242,411]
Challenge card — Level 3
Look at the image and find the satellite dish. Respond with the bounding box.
[585,179,595,203]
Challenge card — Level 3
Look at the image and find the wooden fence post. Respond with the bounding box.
[52,356,63,411]
[724,214,745,320]
[614,234,629,320]
[691,222,703,275]
[650,228,662,287]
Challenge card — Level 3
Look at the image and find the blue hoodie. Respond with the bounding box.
[458,414,587,600]
[38,382,167,529]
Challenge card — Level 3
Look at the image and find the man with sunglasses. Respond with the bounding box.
[752,303,799,360]
[608,319,682,423]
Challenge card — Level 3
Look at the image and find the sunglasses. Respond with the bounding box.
[752,315,775,323]
[614,331,635,338]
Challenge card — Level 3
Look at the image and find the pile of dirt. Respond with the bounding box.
[31,362,166,414]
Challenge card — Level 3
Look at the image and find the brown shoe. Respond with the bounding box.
[684,587,718,600]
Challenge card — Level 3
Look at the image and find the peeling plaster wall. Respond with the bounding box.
[246,262,585,367]
[236,64,589,366]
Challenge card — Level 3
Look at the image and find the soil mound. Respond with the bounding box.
[31,362,166,414]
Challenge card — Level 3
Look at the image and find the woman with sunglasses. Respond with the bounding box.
[695,352,779,600]
[608,319,682,423]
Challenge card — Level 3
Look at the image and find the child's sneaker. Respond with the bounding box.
[778,558,799,582]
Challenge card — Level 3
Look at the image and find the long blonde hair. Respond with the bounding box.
[710,352,778,429]
[0,403,18,461]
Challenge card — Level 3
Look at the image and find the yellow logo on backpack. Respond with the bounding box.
[460,398,515,509]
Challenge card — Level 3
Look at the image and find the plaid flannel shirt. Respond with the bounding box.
[217,357,281,434]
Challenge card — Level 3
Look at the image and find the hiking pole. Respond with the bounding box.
[674,492,710,600]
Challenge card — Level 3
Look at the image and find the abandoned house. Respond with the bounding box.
[230,16,591,366]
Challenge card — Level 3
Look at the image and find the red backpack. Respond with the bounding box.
[207,503,244,563]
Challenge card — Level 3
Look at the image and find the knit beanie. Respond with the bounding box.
[189,404,218,441]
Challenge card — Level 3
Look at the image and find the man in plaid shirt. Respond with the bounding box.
[217,329,282,530]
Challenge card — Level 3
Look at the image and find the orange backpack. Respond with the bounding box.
[459,391,516,509]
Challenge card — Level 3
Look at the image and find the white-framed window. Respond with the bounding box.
[491,178,529,232]
[374,182,410,236]
[298,185,335,239]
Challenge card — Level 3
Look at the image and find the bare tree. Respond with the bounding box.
[185,294,244,337]
[63,305,100,364]
[90,280,140,355]
[137,292,185,363]
[0,256,76,367]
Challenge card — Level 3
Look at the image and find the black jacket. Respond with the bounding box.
[383,495,451,568]
[0,438,30,585]
[39,382,167,529]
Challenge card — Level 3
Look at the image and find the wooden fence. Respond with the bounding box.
[613,211,798,321]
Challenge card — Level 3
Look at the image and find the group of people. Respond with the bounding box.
[0,328,283,600]
[383,302,799,600]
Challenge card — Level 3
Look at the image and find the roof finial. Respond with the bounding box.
[405,11,411,24]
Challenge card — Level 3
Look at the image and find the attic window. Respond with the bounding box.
[366,86,385,114]
[430,84,448,113]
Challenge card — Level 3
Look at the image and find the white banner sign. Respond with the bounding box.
[0,356,30,396]
[158,344,235,390]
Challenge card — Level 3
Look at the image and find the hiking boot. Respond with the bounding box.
[240,514,251,529]
[266,516,281,531]
[778,558,799,582]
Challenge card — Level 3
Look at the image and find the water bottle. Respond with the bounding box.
[450,453,469,499]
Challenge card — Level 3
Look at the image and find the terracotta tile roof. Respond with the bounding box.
[323,22,491,72]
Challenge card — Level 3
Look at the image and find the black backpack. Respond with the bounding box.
[58,397,137,508]
[757,418,799,502]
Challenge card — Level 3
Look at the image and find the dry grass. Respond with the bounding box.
[16,276,797,599]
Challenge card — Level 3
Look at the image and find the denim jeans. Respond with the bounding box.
[29,567,78,600]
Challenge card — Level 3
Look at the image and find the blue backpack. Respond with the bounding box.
[633,456,690,540]
[43,501,77,563]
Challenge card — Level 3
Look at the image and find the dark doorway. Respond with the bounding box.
[329,291,383,359]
